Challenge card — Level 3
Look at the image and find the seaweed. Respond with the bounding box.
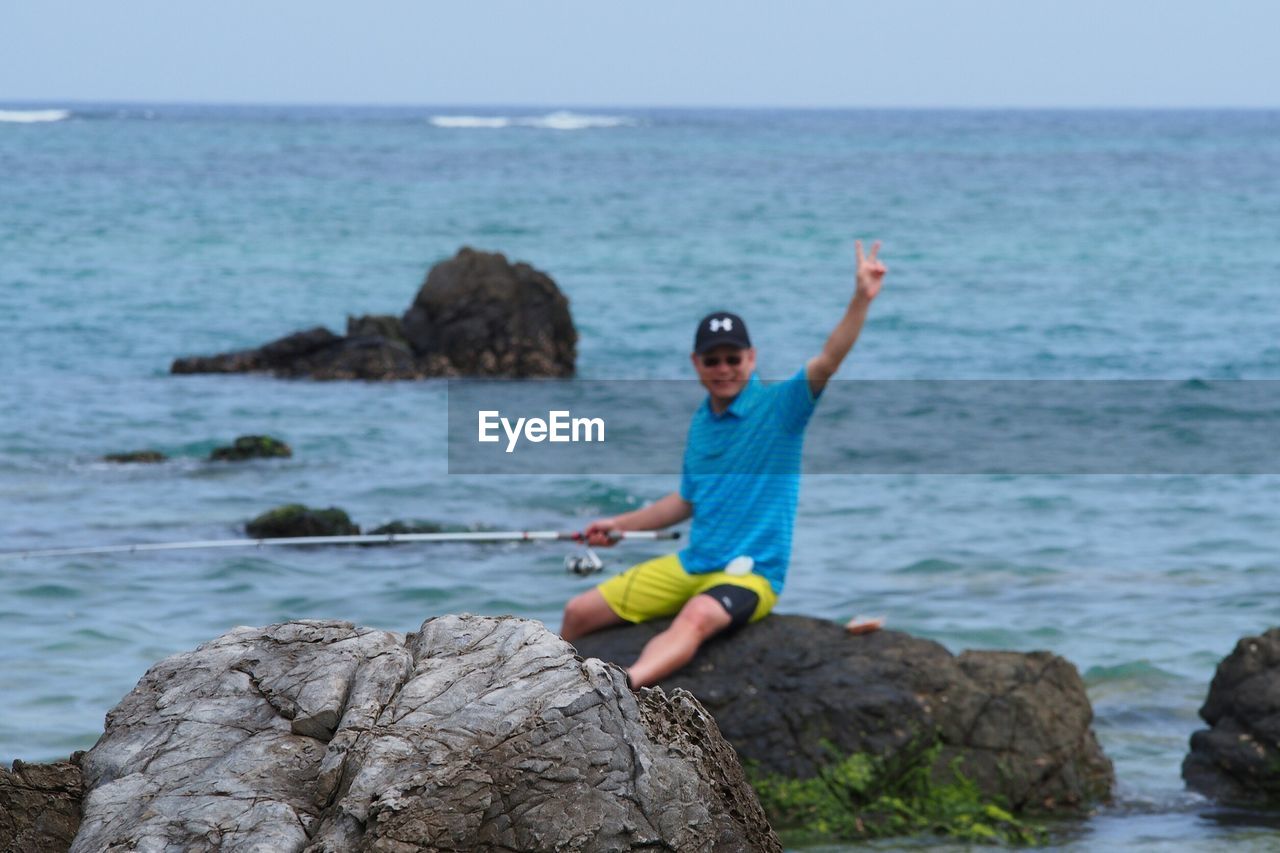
[748,740,1046,846]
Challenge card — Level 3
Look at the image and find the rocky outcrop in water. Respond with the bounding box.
[101,451,167,464]
[245,504,359,539]
[366,520,446,536]
[1183,627,1280,805]
[171,248,577,380]
[0,758,83,853]
[400,247,576,378]
[209,435,292,462]
[574,614,1114,815]
[69,617,778,852]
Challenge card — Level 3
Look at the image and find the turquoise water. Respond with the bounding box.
[3,105,1280,849]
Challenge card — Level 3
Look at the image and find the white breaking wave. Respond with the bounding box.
[520,111,633,130]
[429,111,633,131]
[0,109,71,124]
[430,115,511,129]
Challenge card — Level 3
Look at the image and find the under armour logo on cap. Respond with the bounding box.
[694,311,751,353]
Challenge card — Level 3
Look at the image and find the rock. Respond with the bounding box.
[245,504,359,539]
[101,451,167,464]
[401,247,576,378]
[296,335,422,381]
[1183,627,1280,805]
[345,314,407,344]
[573,614,1113,815]
[70,617,780,852]
[172,327,342,375]
[366,520,445,536]
[210,435,293,462]
[0,758,83,853]
[170,249,576,380]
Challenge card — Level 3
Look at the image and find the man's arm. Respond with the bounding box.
[806,239,887,397]
[583,492,692,546]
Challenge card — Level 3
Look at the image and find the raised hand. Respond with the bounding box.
[855,239,887,302]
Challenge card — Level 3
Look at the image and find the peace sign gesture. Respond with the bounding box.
[855,239,887,302]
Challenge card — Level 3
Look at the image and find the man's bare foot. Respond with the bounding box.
[845,616,885,635]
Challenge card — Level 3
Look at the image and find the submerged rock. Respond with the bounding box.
[209,435,293,462]
[574,615,1114,817]
[366,520,446,536]
[70,617,779,852]
[0,759,83,853]
[101,450,167,464]
[171,248,577,380]
[1183,627,1280,805]
[245,504,359,539]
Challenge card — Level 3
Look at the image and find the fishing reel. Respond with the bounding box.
[564,547,604,576]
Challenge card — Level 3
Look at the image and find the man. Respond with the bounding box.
[560,239,888,688]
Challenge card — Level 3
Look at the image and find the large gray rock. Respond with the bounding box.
[574,615,1114,814]
[1183,627,1280,805]
[171,249,576,380]
[72,617,779,853]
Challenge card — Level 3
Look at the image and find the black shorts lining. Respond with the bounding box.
[700,584,759,629]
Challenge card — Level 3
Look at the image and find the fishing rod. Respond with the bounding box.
[0,529,681,575]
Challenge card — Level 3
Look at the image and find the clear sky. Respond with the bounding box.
[3,0,1276,108]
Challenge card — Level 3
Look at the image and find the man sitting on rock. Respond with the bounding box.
[560,240,888,688]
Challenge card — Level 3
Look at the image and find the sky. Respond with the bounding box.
[2,0,1277,109]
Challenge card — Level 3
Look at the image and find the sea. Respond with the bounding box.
[2,104,1279,851]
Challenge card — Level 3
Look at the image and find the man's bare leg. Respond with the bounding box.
[560,588,626,642]
[627,594,732,688]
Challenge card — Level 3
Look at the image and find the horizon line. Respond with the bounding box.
[2,98,1278,113]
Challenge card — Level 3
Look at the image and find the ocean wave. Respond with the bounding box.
[429,111,633,131]
[429,115,511,129]
[522,111,633,130]
[1084,660,1181,688]
[0,109,71,124]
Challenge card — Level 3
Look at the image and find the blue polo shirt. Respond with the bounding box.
[679,367,821,594]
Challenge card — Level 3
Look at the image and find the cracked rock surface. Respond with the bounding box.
[0,758,83,853]
[575,614,1114,813]
[71,616,779,853]
[1183,627,1280,805]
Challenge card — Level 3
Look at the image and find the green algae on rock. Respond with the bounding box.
[245,504,358,539]
[209,435,292,462]
[750,741,1047,846]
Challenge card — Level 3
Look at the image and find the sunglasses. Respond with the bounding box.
[700,354,743,368]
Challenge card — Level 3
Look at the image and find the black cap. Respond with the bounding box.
[694,311,751,353]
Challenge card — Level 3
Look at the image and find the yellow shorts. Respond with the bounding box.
[597,553,778,624]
